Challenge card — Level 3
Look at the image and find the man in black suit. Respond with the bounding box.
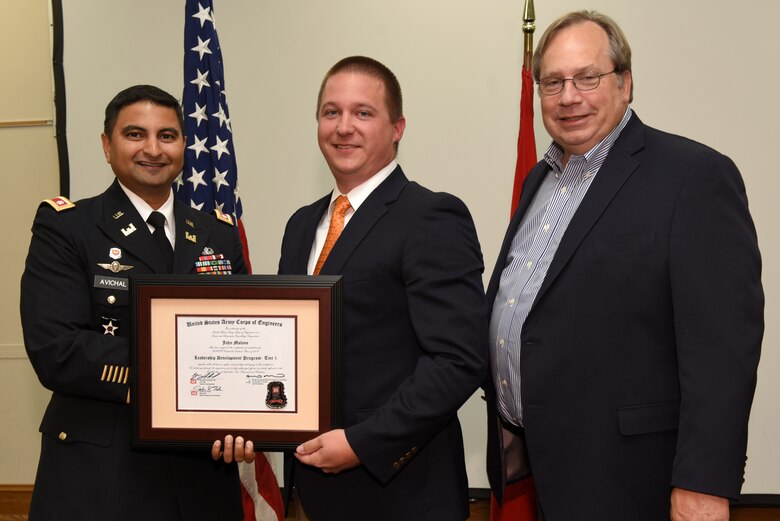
[21,85,251,520]
[279,56,488,520]
[485,11,763,521]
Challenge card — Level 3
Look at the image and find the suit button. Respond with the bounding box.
[392,462,401,471]
[411,447,418,454]
[58,432,67,441]
[107,295,116,304]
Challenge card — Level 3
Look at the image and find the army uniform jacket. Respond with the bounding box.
[21,180,247,521]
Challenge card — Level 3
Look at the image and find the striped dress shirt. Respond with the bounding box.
[490,108,633,427]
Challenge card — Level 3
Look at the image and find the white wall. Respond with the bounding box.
[43,0,780,493]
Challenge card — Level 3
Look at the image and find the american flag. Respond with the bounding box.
[178,0,252,271]
[179,2,282,520]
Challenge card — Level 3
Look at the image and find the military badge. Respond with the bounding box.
[97,261,134,274]
[101,316,120,336]
[121,223,137,236]
[109,247,122,260]
[185,231,197,243]
[266,381,287,409]
[195,253,232,275]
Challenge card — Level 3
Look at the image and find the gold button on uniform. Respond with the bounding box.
[58,432,67,441]
[107,295,116,304]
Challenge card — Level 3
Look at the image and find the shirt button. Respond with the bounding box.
[561,186,568,194]
[107,295,116,304]
[543,224,550,232]
[498,339,505,348]
[502,379,508,387]
[526,261,533,269]
[507,298,515,306]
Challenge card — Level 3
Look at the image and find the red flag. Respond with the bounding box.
[510,67,537,216]
[491,65,538,521]
[490,477,538,521]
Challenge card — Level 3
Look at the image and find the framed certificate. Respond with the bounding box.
[130,274,342,451]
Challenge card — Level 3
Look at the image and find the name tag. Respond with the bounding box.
[94,275,129,290]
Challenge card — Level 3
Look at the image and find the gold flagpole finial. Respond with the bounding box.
[522,0,536,70]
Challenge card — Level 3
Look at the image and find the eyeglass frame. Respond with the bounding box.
[537,70,618,96]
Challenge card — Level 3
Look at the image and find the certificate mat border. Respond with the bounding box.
[130,274,342,451]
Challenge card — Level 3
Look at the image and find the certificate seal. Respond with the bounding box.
[266,381,287,409]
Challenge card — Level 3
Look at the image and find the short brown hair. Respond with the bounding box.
[316,56,403,122]
[532,10,633,102]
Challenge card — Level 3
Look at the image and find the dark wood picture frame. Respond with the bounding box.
[130,274,342,451]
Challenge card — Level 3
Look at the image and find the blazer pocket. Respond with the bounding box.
[596,229,655,254]
[617,400,679,436]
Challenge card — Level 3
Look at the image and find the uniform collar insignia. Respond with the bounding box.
[121,223,137,236]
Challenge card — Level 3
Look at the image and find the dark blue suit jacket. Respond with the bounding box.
[485,115,763,521]
[279,166,488,520]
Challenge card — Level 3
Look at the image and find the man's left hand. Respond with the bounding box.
[211,434,255,464]
[294,429,360,473]
[671,487,729,521]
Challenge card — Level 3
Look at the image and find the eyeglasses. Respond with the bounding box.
[537,70,617,96]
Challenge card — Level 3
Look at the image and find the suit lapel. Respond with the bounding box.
[96,181,166,273]
[533,116,646,306]
[319,166,408,275]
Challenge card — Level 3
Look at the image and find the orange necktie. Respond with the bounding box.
[313,195,351,275]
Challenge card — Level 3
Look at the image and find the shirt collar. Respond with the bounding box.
[117,181,175,227]
[544,107,633,176]
[327,160,397,212]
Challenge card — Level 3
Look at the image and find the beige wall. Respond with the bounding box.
[0,0,59,482]
[4,0,778,494]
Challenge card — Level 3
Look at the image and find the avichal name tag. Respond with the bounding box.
[94,275,129,290]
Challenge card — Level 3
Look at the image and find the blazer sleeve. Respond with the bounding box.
[669,149,763,498]
[344,193,489,483]
[20,205,131,404]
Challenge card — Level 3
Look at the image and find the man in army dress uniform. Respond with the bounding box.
[20,85,251,520]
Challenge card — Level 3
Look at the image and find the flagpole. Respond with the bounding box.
[522,0,535,70]
[509,0,539,217]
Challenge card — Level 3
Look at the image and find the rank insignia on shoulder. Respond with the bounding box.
[43,196,75,212]
[186,219,195,228]
[185,231,197,243]
[213,209,234,226]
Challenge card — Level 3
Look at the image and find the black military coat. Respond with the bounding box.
[21,180,247,521]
